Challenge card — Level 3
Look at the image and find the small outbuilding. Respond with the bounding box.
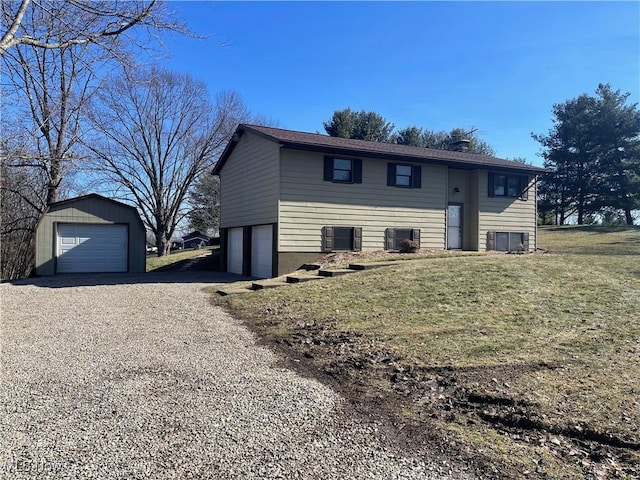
[182,230,211,249]
[35,194,146,276]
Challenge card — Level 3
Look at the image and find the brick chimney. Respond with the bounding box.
[450,138,471,152]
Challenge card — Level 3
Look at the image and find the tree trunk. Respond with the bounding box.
[155,232,170,257]
[46,166,60,206]
[625,208,634,225]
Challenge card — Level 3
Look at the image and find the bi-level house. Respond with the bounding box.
[212,124,546,278]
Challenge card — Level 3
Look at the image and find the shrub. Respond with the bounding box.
[399,239,419,253]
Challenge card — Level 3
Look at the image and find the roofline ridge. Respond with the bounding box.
[212,124,548,175]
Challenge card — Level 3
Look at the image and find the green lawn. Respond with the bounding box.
[146,246,217,271]
[216,226,640,478]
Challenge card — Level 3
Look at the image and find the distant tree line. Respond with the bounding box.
[533,84,640,225]
[323,108,496,156]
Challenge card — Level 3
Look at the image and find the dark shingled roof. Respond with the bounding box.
[46,193,138,213]
[213,124,547,175]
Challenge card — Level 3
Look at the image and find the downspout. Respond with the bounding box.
[534,175,538,252]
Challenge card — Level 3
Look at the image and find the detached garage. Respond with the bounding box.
[35,194,146,276]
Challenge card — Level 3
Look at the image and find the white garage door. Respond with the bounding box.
[227,227,244,275]
[57,224,128,274]
[251,225,273,279]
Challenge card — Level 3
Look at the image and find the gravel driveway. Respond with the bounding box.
[1,272,471,479]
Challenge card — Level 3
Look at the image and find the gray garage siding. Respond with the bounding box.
[35,194,146,276]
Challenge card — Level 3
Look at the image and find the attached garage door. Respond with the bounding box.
[227,227,244,275]
[251,225,273,278]
[57,224,128,273]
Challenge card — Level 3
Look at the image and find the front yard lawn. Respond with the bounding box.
[215,226,639,479]
[146,246,217,271]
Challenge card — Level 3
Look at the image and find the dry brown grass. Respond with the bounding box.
[146,246,216,271]
[216,226,640,478]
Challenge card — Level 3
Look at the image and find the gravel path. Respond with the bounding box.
[1,272,471,479]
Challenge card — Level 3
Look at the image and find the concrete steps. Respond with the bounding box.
[251,281,289,291]
[317,268,357,277]
[301,263,321,271]
[216,287,253,296]
[285,275,324,284]
[348,261,401,271]
[216,260,406,296]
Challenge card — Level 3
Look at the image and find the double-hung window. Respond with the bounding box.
[324,157,362,184]
[387,163,422,188]
[488,172,529,200]
[333,159,352,182]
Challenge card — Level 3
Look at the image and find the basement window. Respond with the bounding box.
[385,228,421,251]
[488,231,529,252]
[322,226,362,252]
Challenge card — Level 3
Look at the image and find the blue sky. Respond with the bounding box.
[161,1,639,166]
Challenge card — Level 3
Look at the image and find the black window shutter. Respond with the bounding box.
[412,228,421,248]
[412,166,422,188]
[387,163,396,186]
[488,172,495,197]
[385,228,395,250]
[323,157,333,182]
[353,159,362,184]
[323,226,334,251]
[353,227,362,251]
[520,175,529,200]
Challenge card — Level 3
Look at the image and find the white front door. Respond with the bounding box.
[57,223,128,273]
[251,225,273,278]
[447,205,462,250]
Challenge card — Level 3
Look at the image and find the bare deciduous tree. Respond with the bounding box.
[0,0,179,55]
[0,19,104,280]
[0,0,185,279]
[0,134,48,279]
[85,66,250,256]
[3,41,97,205]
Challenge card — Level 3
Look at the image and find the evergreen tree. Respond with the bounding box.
[395,125,495,155]
[533,84,640,225]
[323,108,395,142]
[187,174,220,235]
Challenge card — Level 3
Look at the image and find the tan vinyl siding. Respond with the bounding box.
[279,149,447,252]
[35,196,145,276]
[477,171,537,251]
[219,132,280,228]
[468,170,480,250]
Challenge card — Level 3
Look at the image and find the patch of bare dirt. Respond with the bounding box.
[229,310,639,479]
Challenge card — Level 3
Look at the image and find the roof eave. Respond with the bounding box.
[213,124,284,175]
[279,142,547,174]
[213,124,548,175]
